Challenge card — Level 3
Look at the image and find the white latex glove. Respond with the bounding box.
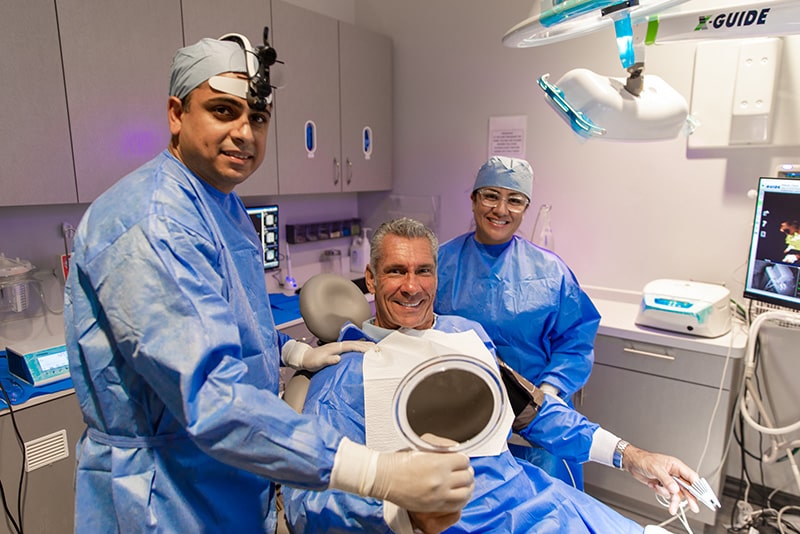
[374,449,474,512]
[281,339,376,372]
[330,437,474,513]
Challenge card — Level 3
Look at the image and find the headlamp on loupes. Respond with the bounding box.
[214,27,281,111]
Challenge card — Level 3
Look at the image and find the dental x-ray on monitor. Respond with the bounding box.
[744,176,800,311]
[247,205,280,271]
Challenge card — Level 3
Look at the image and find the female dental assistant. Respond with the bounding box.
[435,156,600,488]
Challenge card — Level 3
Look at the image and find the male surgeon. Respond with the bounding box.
[64,36,472,533]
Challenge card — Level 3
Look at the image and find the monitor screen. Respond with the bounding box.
[743,177,800,311]
[246,205,280,271]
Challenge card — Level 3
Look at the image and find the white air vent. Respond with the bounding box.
[24,429,69,472]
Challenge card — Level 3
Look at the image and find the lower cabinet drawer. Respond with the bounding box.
[580,361,733,526]
[593,334,741,390]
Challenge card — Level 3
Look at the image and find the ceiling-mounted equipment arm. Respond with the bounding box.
[503,0,798,142]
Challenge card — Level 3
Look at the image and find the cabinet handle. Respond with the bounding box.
[333,157,340,186]
[346,158,353,185]
[622,347,675,361]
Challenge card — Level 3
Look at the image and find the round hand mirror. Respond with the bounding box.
[392,354,505,453]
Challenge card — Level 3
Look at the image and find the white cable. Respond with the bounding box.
[690,318,753,486]
[739,312,800,436]
[654,495,693,534]
[739,311,800,436]
[742,380,800,435]
[744,472,751,504]
[763,439,800,464]
[560,458,577,488]
[739,390,800,436]
[743,311,800,372]
[699,329,749,483]
[675,505,693,534]
[695,324,736,475]
[740,389,800,435]
[789,451,800,494]
[777,505,800,534]
[30,272,64,315]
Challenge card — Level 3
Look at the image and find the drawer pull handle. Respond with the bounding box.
[623,347,675,361]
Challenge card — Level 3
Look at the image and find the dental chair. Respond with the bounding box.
[282,273,372,413]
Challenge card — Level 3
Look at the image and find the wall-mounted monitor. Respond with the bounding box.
[743,176,800,311]
[246,205,280,271]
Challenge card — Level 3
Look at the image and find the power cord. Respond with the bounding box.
[728,388,800,532]
[695,318,740,477]
[654,494,694,533]
[0,380,26,534]
[30,271,64,315]
[777,505,800,534]
[727,502,800,533]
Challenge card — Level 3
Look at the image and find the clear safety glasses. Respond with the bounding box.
[476,189,530,213]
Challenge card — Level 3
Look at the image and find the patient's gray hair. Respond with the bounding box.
[369,218,439,273]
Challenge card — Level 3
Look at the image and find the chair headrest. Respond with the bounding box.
[299,274,372,343]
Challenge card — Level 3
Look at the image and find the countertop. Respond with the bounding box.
[3,284,748,415]
[584,285,749,358]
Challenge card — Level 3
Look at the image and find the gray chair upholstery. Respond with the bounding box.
[298,273,372,343]
[284,274,371,413]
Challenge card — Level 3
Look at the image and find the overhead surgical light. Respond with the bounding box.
[503,0,800,141]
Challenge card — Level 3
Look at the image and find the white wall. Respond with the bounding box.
[281,0,354,23]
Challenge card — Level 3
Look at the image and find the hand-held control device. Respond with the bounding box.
[672,476,721,511]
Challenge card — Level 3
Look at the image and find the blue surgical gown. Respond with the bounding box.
[436,233,601,486]
[65,151,343,533]
[282,317,644,533]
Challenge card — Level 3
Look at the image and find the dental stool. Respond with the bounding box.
[282,273,372,413]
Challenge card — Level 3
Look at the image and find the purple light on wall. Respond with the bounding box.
[119,124,166,160]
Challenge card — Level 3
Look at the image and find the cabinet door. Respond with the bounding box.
[339,23,393,192]
[272,0,342,195]
[1,0,76,206]
[181,0,279,197]
[0,394,85,534]
[580,363,730,525]
[57,0,183,203]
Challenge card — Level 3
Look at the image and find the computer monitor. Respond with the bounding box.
[246,205,280,271]
[743,176,800,311]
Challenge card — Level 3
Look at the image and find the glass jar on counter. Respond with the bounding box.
[320,249,343,275]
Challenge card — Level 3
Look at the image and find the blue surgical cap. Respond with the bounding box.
[472,156,534,200]
[169,38,248,100]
